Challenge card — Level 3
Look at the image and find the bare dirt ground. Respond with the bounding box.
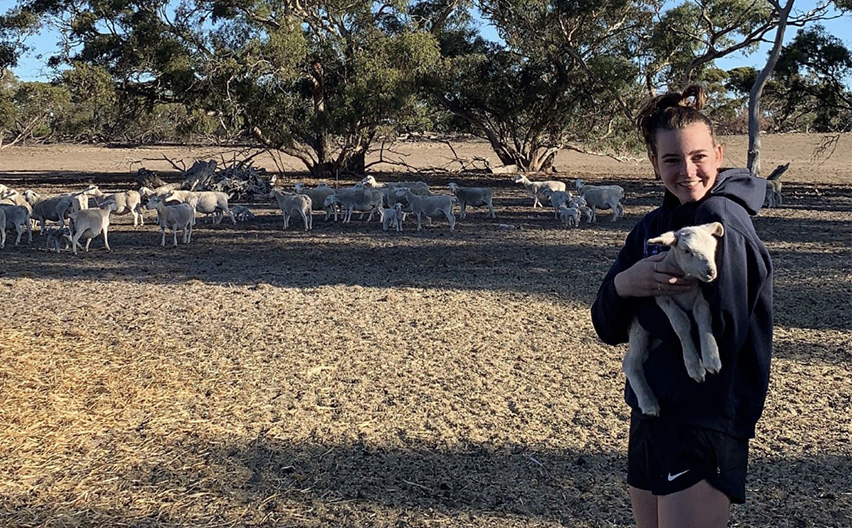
[0,133,850,527]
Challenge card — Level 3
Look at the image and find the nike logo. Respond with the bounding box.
[667,469,690,482]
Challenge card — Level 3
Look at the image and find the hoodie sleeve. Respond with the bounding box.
[591,222,648,345]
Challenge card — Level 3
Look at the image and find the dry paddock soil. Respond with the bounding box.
[0,134,850,528]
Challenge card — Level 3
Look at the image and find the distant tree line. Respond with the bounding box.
[1,1,850,176]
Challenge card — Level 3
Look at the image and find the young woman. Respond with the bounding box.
[591,85,773,528]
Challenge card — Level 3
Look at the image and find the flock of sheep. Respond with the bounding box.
[0,174,627,254]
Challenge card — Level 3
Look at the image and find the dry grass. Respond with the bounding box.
[0,135,850,527]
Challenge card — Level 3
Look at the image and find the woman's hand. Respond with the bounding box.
[613,253,696,298]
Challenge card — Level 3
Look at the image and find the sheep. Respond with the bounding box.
[139,183,181,199]
[382,203,405,232]
[323,189,384,223]
[145,195,195,247]
[68,184,100,213]
[67,202,117,255]
[513,175,566,208]
[0,207,5,248]
[568,195,594,224]
[362,175,430,196]
[269,190,312,230]
[542,188,574,219]
[448,182,496,219]
[574,179,625,222]
[23,190,74,232]
[44,226,72,253]
[765,180,782,208]
[557,204,580,228]
[231,205,255,222]
[623,222,725,416]
[394,188,455,231]
[294,182,336,220]
[91,189,145,226]
[163,190,236,224]
[0,204,33,245]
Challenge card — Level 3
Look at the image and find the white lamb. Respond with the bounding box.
[270,190,312,230]
[44,226,72,253]
[0,204,33,245]
[448,183,496,219]
[574,179,625,222]
[67,202,117,255]
[382,203,405,232]
[623,222,725,416]
[323,189,384,223]
[145,195,195,247]
[294,182,336,220]
[557,204,580,228]
[543,188,573,219]
[568,195,594,224]
[232,205,255,222]
[164,190,236,224]
[394,188,455,231]
[513,175,566,208]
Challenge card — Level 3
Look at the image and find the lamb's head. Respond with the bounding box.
[393,187,408,198]
[513,175,526,184]
[393,202,404,214]
[448,182,459,193]
[145,195,164,209]
[574,179,584,190]
[647,222,724,283]
[323,194,339,208]
[294,182,305,192]
[361,175,378,187]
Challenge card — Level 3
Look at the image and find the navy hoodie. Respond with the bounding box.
[591,168,773,439]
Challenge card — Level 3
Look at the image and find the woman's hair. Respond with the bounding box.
[636,85,717,155]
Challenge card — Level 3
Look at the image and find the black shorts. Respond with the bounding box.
[627,415,749,504]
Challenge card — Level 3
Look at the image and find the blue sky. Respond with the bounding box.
[9,0,852,83]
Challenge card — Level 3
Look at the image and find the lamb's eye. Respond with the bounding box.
[684,249,692,256]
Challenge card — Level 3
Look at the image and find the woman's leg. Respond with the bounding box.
[629,486,659,528]
[657,479,731,528]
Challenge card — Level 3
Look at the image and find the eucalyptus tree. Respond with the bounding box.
[4,0,442,175]
[428,0,655,172]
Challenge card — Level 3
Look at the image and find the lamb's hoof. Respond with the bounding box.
[702,356,722,375]
[687,364,706,383]
[640,401,660,417]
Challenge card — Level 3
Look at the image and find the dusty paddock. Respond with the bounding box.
[0,134,850,527]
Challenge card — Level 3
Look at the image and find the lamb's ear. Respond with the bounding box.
[702,221,725,238]
[647,230,677,247]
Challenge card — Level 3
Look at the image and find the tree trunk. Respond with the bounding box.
[748,0,793,178]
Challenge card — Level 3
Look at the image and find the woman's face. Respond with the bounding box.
[650,123,723,204]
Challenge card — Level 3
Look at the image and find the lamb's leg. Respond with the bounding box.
[103,226,110,251]
[625,318,660,416]
[657,297,706,382]
[416,212,422,231]
[161,227,167,247]
[84,237,92,252]
[445,210,455,231]
[301,210,309,231]
[693,294,721,374]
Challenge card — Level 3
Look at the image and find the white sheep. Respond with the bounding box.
[44,226,72,253]
[362,175,430,197]
[68,184,100,212]
[269,190,313,230]
[0,204,33,245]
[448,182,496,219]
[23,190,74,232]
[0,207,5,248]
[231,205,255,222]
[765,180,782,208]
[294,182,336,220]
[557,204,580,228]
[542,188,574,219]
[145,195,195,247]
[91,189,145,226]
[568,195,594,224]
[323,189,384,223]
[513,175,566,208]
[623,222,725,416]
[68,202,117,255]
[382,203,405,232]
[574,179,625,222]
[163,190,236,224]
[394,188,455,231]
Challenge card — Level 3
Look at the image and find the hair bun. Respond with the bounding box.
[680,85,706,111]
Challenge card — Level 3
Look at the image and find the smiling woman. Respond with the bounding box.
[592,85,774,528]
